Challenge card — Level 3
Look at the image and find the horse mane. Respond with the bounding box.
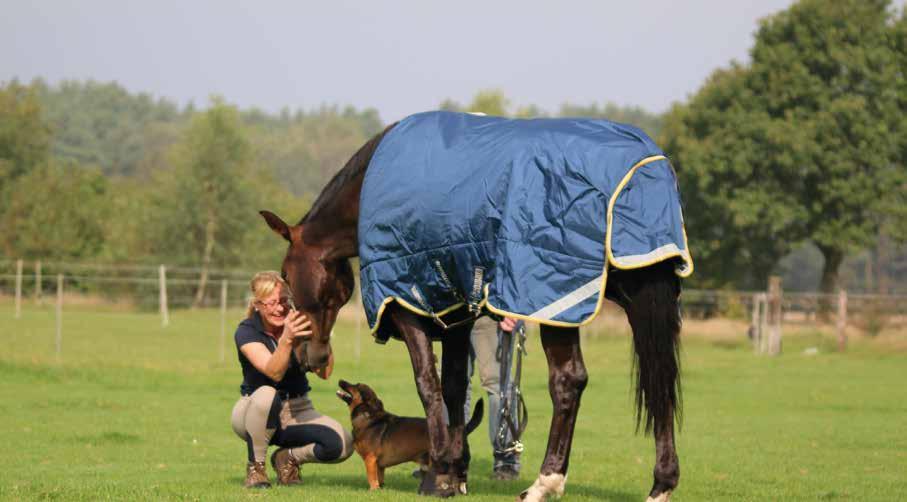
[300,122,398,225]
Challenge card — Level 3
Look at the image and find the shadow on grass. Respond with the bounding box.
[292,458,638,501]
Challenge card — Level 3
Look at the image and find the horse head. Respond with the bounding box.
[259,210,355,373]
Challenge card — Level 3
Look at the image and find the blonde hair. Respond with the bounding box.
[246,271,291,318]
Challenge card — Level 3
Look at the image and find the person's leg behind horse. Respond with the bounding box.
[440,321,473,493]
[230,385,281,488]
[471,316,521,478]
[519,325,587,502]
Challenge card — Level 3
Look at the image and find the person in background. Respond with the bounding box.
[229,271,352,488]
[469,315,522,480]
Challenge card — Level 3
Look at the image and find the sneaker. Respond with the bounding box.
[244,461,271,488]
[270,448,301,485]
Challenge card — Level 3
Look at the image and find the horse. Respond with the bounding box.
[260,111,689,502]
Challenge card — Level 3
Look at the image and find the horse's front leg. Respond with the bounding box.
[520,325,587,502]
[440,322,473,494]
[388,304,456,498]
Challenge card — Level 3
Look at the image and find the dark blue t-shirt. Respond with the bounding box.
[234,312,311,396]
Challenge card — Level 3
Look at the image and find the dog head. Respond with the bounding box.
[337,380,385,417]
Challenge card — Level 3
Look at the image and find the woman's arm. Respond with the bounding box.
[241,338,294,382]
[240,312,311,382]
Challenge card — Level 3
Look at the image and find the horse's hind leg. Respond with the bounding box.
[519,325,587,502]
[440,323,473,494]
[621,262,682,501]
[387,304,457,498]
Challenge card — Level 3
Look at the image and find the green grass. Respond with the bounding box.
[0,304,905,501]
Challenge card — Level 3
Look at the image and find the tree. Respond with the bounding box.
[248,106,382,198]
[0,161,109,260]
[559,102,662,137]
[660,64,808,289]
[662,0,906,296]
[0,80,50,184]
[150,98,254,306]
[466,89,510,116]
[33,79,184,177]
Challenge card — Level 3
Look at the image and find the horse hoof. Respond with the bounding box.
[418,472,457,498]
[646,491,671,502]
[517,489,543,502]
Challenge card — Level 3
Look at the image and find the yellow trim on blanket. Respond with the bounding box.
[605,155,694,277]
[366,154,693,336]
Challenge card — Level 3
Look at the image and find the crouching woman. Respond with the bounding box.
[230,271,353,488]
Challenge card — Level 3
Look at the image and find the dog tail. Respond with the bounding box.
[465,398,484,434]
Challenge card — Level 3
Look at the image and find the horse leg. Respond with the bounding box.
[519,325,587,502]
[621,262,682,501]
[647,415,678,502]
[440,322,473,494]
[387,304,457,498]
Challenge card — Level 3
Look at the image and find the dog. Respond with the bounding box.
[337,379,483,491]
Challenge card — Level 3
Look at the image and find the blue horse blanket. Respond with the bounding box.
[358,111,692,339]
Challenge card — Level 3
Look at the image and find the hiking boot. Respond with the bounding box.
[492,464,520,481]
[270,448,301,485]
[244,461,271,488]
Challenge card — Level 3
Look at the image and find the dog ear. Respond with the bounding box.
[362,386,384,411]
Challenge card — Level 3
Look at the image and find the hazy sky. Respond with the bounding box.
[1,0,803,122]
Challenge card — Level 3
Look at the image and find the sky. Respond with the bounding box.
[0,0,804,123]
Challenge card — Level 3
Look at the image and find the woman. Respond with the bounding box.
[230,271,353,488]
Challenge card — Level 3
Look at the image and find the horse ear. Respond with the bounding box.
[259,210,291,242]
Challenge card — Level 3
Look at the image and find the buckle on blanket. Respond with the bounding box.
[410,284,480,331]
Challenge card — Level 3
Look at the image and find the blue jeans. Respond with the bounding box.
[466,317,520,470]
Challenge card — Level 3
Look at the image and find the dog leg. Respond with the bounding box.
[441,322,473,495]
[389,305,456,498]
[365,454,381,490]
[518,326,586,502]
[378,466,386,488]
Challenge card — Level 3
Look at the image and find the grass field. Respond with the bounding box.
[0,303,905,501]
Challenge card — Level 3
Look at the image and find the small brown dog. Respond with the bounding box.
[337,379,483,490]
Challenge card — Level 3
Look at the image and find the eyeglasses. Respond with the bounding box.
[258,298,291,311]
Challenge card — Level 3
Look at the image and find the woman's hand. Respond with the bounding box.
[280,311,313,346]
[499,317,518,332]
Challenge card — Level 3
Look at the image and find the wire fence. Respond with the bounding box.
[2,259,905,358]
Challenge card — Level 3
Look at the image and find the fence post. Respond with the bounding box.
[56,273,63,361]
[751,292,763,353]
[757,293,769,354]
[767,276,783,355]
[837,289,847,352]
[159,265,169,327]
[35,260,42,305]
[15,259,23,319]
[220,279,228,363]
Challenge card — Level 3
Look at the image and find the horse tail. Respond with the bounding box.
[626,260,682,435]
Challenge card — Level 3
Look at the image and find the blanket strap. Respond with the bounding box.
[410,284,479,331]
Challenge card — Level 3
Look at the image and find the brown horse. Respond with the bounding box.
[260,122,683,502]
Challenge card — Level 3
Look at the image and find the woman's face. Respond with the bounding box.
[257,284,291,331]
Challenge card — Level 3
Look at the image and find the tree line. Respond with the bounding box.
[1,0,905,299]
